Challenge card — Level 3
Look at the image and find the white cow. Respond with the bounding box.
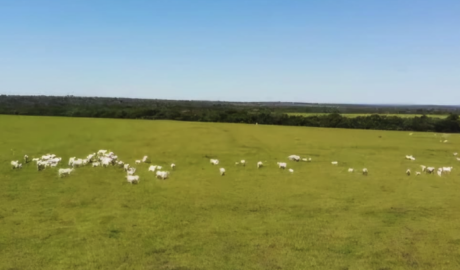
[257,161,263,168]
[416,172,421,176]
[277,162,287,169]
[420,165,426,172]
[148,165,157,172]
[124,164,130,171]
[331,161,338,165]
[362,168,368,175]
[92,162,101,167]
[72,159,84,167]
[24,155,29,163]
[156,171,170,180]
[126,175,140,184]
[210,159,219,165]
[142,156,149,163]
[98,150,108,156]
[240,160,246,166]
[288,168,294,173]
[437,168,443,176]
[426,167,435,174]
[68,157,76,166]
[219,168,226,176]
[348,168,354,173]
[11,160,19,168]
[288,155,300,162]
[135,160,141,164]
[59,168,74,178]
[37,161,47,171]
[442,167,453,174]
[171,163,176,170]
[127,168,136,175]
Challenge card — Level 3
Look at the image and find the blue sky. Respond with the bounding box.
[1,0,459,104]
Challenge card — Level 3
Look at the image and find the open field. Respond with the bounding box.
[1,115,460,270]
[286,113,448,118]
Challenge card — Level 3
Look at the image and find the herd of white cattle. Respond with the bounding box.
[9,150,174,184]
[10,150,458,183]
[401,153,456,177]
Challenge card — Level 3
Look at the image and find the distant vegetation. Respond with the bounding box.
[1,95,459,133]
[287,113,449,119]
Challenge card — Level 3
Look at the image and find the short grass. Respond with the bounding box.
[286,113,448,118]
[1,115,460,270]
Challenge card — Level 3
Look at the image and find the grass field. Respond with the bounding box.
[286,113,448,118]
[1,115,460,270]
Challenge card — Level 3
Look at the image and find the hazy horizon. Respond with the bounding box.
[1,1,459,105]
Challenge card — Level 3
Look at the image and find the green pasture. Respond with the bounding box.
[1,115,460,270]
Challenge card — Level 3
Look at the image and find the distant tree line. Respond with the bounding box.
[1,95,459,133]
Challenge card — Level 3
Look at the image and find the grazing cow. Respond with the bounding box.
[442,167,453,174]
[420,165,426,172]
[156,171,170,180]
[11,160,19,169]
[126,175,140,184]
[362,168,368,175]
[257,161,263,168]
[331,161,338,165]
[277,162,287,169]
[210,159,219,165]
[171,163,176,170]
[348,168,354,173]
[148,165,157,172]
[288,168,294,173]
[437,169,442,176]
[135,160,141,164]
[416,172,421,176]
[127,168,136,176]
[59,168,74,178]
[219,168,226,176]
[288,155,300,162]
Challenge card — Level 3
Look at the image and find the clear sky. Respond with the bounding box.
[1,0,459,104]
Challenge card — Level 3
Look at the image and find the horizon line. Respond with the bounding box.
[2,94,460,108]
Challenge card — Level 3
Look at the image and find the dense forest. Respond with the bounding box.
[1,95,459,133]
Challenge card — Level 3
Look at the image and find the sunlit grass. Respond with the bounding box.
[1,115,460,269]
